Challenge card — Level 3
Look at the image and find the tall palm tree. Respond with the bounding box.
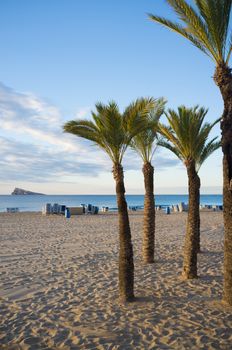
[63,98,155,302]
[130,98,166,263]
[149,0,232,305]
[158,106,220,279]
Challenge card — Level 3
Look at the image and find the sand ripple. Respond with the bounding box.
[0,211,232,349]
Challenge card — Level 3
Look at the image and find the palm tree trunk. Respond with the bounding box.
[142,161,155,263]
[182,161,200,279]
[196,182,201,253]
[112,162,135,302]
[214,64,232,306]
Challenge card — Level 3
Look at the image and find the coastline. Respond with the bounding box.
[0,194,223,213]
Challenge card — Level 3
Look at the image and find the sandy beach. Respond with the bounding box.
[0,211,232,349]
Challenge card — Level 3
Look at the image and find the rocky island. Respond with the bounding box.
[11,188,45,195]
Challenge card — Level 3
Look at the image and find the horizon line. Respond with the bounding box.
[0,193,223,196]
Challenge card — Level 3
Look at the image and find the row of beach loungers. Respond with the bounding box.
[6,207,19,213]
[5,204,223,214]
[201,204,223,211]
[129,203,223,213]
[42,203,99,216]
[129,203,188,213]
[164,203,223,213]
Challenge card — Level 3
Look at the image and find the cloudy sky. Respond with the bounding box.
[0,0,223,194]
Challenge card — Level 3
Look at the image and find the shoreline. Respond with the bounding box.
[0,194,223,214]
[0,205,223,215]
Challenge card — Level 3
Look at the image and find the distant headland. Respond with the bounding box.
[11,188,45,195]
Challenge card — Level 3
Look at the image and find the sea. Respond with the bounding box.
[0,194,223,213]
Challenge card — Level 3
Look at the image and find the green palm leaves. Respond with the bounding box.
[148,0,232,64]
[64,98,155,164]
[158,105,221,170]
[130,98,166,162]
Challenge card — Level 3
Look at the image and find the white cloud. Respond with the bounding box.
[0,83,82,152]
[0,82,111,184]
[0,136,107,182]
[0,82,183,193]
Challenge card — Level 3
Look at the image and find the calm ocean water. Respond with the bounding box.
[0,194,223,212]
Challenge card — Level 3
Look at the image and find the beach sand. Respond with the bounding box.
[0,211,232,349]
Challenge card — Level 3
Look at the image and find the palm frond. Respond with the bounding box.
[148,14,213,60]
[167,0,218,57]
[196,138,221,171]
[63,98,157,164]
[130,98,166,162]
[226,43,232,65]
[157,137,183,160]
[63,119,99,143]
[194,0,231,61]
[158,105,220,170]
[63,118,117,162]
[149,0,232,64]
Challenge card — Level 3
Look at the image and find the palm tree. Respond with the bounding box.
[130,98,166,263]
[149,0,232,305]
[158,106,220,279]
[63,98,155,302]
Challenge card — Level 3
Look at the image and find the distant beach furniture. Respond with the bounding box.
[178,202,188,212]
[200,204,223,211]
[127,203,189,213]
[6,207,19,213]
[42,203,99,216]
[42,203,66,215]
[155,205,162,211]
[42,203,52,215]
[41,202,222,216]
[173,205,179,212]
[59,205,66,215]
[87,204,92,214]
[65,208,71,218]
[93,206,99,214]
[69,207,85,215]
[128,205,143,211]
[101,206,109,212]
[165,207,171,215]
[52,203,60,214]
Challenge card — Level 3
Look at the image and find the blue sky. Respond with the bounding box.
[0,0,224,194]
